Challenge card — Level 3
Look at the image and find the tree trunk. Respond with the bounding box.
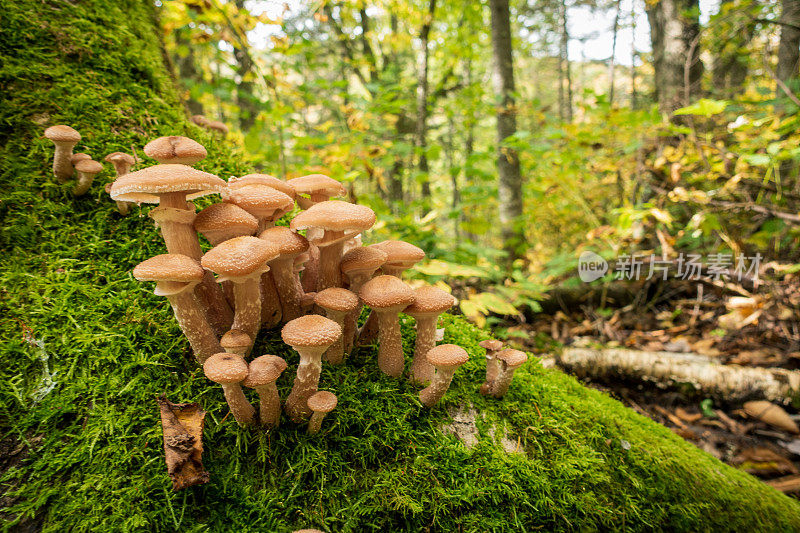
[558,0,573,122]
[711,0,753,97]
[489,0,525,269]
[630,0,638,109]
[645,0,703,115]
[608,0,622,105]
[173,31,204,116]
[777,0,800,90]
[416,0,437,207]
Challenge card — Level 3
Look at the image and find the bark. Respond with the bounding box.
[608,0,622,105]
[646,0,703,115]
[630,0,638,109]
[416,0,437,205]
[559,0,573,122]
[559,348,800,403]
[489,0,525,268]
[777,0,800,90]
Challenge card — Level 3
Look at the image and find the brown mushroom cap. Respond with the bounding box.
[194,203,258,237]
[133,254,204,283]
[358,275,415,310]
[496,348,527,369]
[104,151,137,165]
[290,201,376,236]
[201,236,279,279]
[229,174,297,199]
[281,315,342,347]
[203,352,249,384]
[259,226,309,256]
[44,125,81,142]
[221,329,252,352]
[74,159,103,175]
[479,339,504,352]
[242,354,287,387]
[70,153,92,165]
[109,164,226,204]
[340,246,387,274]
[404,286,456,316]
[307,391,338,413]
[191,115,209,127]
[144,136,207,165]
[207,120,229,134]
[315,288,359,313]
[425,344,469,369]
[370,240,425,267]
[225,185,294,219]
[287,174,345,198]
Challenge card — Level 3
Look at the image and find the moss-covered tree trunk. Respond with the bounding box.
[2,1,800,531]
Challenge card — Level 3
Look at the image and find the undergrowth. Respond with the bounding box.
[1,0,800,531]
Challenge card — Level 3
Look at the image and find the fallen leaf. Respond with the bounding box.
[744,401,800,434]
[674,407,703,423]
[732,446,798,476]
[158,395,209,491]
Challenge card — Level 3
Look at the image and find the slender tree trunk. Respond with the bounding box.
[416,0,437,206]
[609,0,622,105]
[777,0,800,91]
[447,116,460,243]
[645,0,703,115]
[173,31,204,115]
[490,0,525,268]
[630,0,638,109]
[559,0,573,122]
[711,0,753,97]
[232,0,258,132]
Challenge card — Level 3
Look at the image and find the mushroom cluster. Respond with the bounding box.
[46,129,529,431]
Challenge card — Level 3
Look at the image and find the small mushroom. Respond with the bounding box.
[202,236,280,352]
[405,286,457,384]
[203,352,255,426]
[243,354,288,427]
[133,254,222,363]
[490,349,527,398]
[144,136,207,165]
[340,246,387,351]
[314,288,359,364]
[221,329,251,357]
[70,153,91,166]
[282,315,342,423]
[479,340,505,395]
[260,226,311,321]
[194,202,258,245]
[358,275,415,377]
[290,201,376,291]
[419,344,469,407]
[191,114,210,127]
[104,152,138,214]
[307,391,338,434]
[229,173,297,201]
[44,125,81,182]
[286,174,346,210]
[73,159,104,196]
[207,120,229,135]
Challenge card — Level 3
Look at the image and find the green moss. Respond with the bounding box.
[1,1,800,531]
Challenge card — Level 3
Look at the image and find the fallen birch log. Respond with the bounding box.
[558,348,800,404]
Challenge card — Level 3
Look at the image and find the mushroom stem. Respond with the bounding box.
[357,311,379,346]
[376,311,405,378]
[342,273,370,352]
[220,383,255,426]
[317,240,345,291]
[166,288,223,363]
[260,271,282,328]
[322,310,347,365]
[254,382,281,427]
[53,144,79,182]
[480,351,503,395]
[307,410,328,434]
[419,367,458,407]
[232,277,262,350]
[302,244,320,294]
[409,316,438,384]
[284,346,326,423]
[271,258,305,321]
[73,168,100,196]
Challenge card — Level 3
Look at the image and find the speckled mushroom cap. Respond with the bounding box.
[221,329,252,351]
[370,240,425,267]
[425,344,469,369]
[104,152,136,166]
[290,201,376,237]
[225,185,294,219]
[281,315,342,347]
[144,136,207,165]
[207,120,229,134]
[358,275,415,310]
[259,226,309,256]
[404,286,456,316]
[496,348,527,369]
[201,236,279,279]
[479,339,504,352]
[71,153,92,165]
[194,203,258,237]
[133,254,204,283]
[307,391,338,413]
[242,354,287,387]
[44,125,81,142]
[203,352,249,384]
[315,288,359,313]
[74,159,103,174]
[340,246,387,275]
[109,164,226,204]
[229,174,296,199]
[287,174,345,198]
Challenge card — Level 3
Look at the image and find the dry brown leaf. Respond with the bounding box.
[158,395,210,491]
[766,474,800,493]
[743,401,800,435]
[732,446,798,476]
[674,407,703,424]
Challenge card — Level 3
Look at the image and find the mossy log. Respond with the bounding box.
[2,1,800,531]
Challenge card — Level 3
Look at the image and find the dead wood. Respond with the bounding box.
[157,395,209,490]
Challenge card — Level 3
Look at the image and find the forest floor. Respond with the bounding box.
[497,265,800,497]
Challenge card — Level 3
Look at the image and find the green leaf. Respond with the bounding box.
[473,292,519,316]
[673,99,729,117]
